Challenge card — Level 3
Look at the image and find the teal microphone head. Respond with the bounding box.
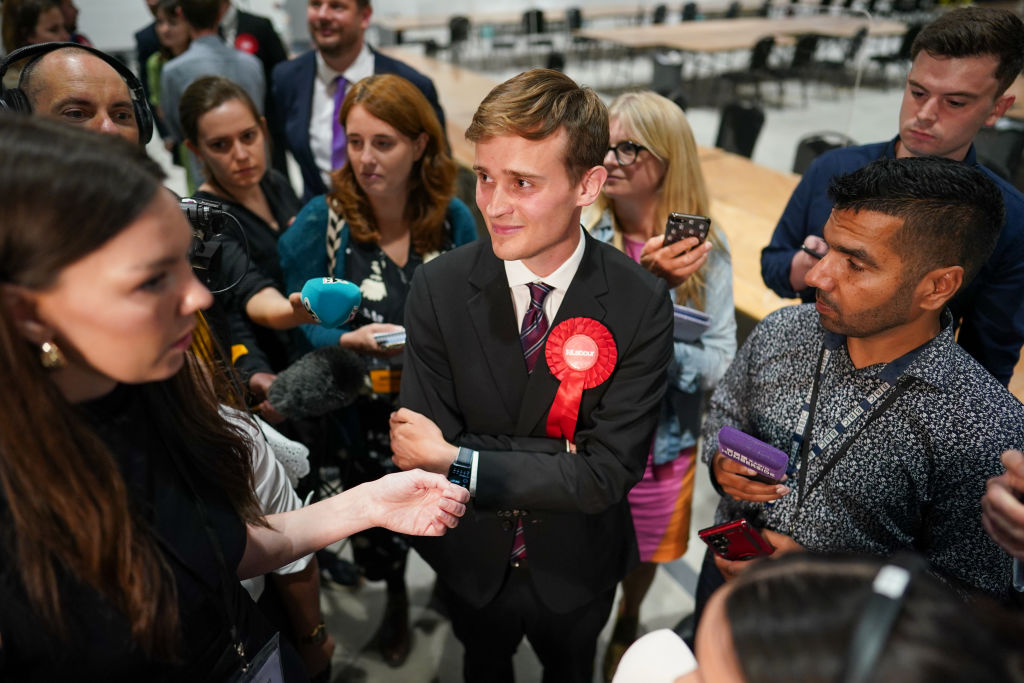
[300,277,361,328]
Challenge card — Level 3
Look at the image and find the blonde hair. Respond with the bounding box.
[603,91,724,310]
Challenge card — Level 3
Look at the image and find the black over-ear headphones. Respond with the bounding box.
[0,41,154,145]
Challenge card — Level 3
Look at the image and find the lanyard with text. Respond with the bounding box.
[791,339,924,509]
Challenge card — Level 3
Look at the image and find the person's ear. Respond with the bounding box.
[414,132,428,161]
[576,165,609,208]
[914,265,963,311]
[1,284,53,345]
[986,93,1015,127]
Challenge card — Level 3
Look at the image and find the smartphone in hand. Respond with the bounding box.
[699,519,775,561]
[664,212,711,248]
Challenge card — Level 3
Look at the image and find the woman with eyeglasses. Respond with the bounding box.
[583,90,737,682]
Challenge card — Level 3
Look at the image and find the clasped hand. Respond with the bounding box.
[390,407,458,475]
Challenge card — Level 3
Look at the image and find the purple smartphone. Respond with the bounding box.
[718,425,788,483]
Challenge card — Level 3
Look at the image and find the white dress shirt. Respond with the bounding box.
[310,44,375,189]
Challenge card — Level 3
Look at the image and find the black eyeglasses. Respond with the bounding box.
[607,140,649,166]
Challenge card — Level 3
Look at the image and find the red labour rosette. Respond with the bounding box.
[544,317,617,442]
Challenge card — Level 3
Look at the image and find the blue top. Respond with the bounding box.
[588,211,737,463]
[278,195,477,349]
[761,136,1024,386]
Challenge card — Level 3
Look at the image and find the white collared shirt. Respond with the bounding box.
[219,3,238,45]
[310,44,375,188]
[504,225,587,330]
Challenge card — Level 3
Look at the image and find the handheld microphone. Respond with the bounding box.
[267,346,366,419]
[300,277,361,328]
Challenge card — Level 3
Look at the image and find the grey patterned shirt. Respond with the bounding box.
[702,304,1024,598]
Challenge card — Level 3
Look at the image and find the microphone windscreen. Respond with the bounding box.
[301,277,361,328]
[268,346,366,419]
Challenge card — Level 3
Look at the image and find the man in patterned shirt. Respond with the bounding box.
[698,157,1024,610]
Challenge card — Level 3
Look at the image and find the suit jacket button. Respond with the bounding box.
[501,520,512,531]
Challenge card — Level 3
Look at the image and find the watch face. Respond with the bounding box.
[448,462,471,489]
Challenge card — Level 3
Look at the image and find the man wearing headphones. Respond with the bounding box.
[10,45,147,144]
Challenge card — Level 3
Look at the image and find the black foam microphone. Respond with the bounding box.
[267,346,366,418]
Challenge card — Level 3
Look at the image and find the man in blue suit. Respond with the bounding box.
[271,0,444,200]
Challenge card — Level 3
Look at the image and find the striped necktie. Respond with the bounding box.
[511,282,552,564]
[520,282,552,373]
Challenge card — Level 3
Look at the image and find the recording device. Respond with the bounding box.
[664,212,711,248]
[698,519,775,561]
[179,197,248,295]
[266,346,366,419]
[718,425,789,483]
[300,277,362,328]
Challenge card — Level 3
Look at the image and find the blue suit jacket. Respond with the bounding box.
[270,48,445,200]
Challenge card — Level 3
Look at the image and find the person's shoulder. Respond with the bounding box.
[590,237,663,293]
[758,303,818,335]
[807,140,887,178]
[272,49,314,78]
[932,342,1024,417]
[237,9,275,31]
[371,47,433,86]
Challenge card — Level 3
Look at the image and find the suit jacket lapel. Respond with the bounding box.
[467,248,531,423]
[515,234,610,435]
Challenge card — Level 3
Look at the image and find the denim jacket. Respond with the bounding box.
[585,208,737,463]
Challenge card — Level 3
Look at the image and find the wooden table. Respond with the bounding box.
[576,15,907,53]
[373,4,648,37]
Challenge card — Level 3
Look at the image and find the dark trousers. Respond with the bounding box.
[440,561,616,683]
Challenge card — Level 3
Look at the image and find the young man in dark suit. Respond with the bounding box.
[270,0,444,200]
[390,69,674,683]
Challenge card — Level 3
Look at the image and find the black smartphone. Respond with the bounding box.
[698,519,775,561]
[665,212,711,247]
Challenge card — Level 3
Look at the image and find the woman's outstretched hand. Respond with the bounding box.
[368,469,469,536]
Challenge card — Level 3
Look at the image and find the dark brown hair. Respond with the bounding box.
[1,0,61,52]
[911,6,1024,96]
[0,116,264,655]
[329,73,456,255]
[466,68,608,184]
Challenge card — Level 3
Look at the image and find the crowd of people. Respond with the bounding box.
[0,0,1023,681]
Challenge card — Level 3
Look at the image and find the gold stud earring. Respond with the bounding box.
[39,341,66,370]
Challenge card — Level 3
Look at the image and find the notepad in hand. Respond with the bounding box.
[372,329,407,350]
[673,304,711,342]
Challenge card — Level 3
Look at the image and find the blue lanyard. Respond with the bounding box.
[791,340,923,509]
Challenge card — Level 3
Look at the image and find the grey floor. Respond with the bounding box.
[151,48,904,682]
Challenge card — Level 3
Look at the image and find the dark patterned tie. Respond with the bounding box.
[520,282,553,373]
[512,282,552,563]
[331,75,348,169]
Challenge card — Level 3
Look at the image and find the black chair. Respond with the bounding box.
[871,23,922,86]
[718,35,776,104]
[715,100,766,157]
[448,15,471,62]
[652,4,669,23]
[974,125,1024,183]
[522,9,553,49]
[772,33,819,106]
[725,1,742,18]
[682,2,698,21]
[757,1,772,17]
[817,26,867,90]
[792,131,856,174]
